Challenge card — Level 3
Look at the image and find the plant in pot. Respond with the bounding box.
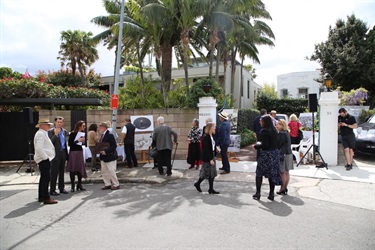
[187,78,223,108]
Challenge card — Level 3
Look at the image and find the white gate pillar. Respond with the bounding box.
[197,97,217,130]
[319,92,340,166]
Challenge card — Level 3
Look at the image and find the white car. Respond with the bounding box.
[276,114,288,122]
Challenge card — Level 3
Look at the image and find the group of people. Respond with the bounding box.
[251,110,302,201]
[34,117,122,205]
[251,107,358,201]
[34,108,357,204]
[185,112,232,194]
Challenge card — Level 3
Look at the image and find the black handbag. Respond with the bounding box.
[148,147,158,158]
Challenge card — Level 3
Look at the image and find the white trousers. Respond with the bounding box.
[101,160,119,187]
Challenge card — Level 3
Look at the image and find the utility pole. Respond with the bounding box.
[111,0,125,138]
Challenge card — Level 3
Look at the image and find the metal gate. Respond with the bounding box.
[0,111,39,161]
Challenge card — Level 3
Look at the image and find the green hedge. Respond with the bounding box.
[256,95,308,116]
[237,109,260,132]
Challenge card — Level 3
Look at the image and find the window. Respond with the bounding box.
[247,80,250,99]
[298,88,308,99]
[281,89,288,98]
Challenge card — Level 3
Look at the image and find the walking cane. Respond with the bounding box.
[171,142,178,168]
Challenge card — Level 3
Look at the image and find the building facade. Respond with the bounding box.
[277,71,321,99]
[101,60,261,109]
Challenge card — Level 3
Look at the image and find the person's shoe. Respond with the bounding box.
[92,168,97,171]
[44,198,58,205]
[194,182,202,192]
[50,191,60,196]
[346,164,353,171]
[76,184,86,191]
[219,167,224,171]
[111,186,120,190]
[166,174,172,177]
[276,189,287,195]
[189,165,194,169]
[220,171,230,175]
[252,193,261,200]
[268,193,275,201]
[60,189,69,194]
[208,189,220,194]
[101,186,112,190]
[196,165,200,170]
[133,164,138,168]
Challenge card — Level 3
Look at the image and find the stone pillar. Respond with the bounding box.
[318,91,340,166]
[197,97,217,130]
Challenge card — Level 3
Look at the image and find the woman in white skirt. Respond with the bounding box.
[276,119,294,195]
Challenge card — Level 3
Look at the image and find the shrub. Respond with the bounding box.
[240,129,257,147]
[118,76,164,109]
[237,109,260,132]
[187,78,224,108]
[256,94,308,116]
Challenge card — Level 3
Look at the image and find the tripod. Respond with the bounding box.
[17,140,35,174]
[297,112,328,169]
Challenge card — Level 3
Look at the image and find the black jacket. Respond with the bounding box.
[100,130,118,162]
[201,134,216,162]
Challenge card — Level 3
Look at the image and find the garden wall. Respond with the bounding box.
[39,108,199,161]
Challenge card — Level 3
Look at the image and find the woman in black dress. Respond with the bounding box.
[193,122,219,194]
[251,115,282,201]
[187,119,202,170]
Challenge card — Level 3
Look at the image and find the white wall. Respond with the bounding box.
[277,71,321,99]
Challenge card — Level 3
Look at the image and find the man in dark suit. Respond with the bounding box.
[217,111,231,174]
[121,118,138,168]
[98,122,120,190]
[152,116,178,176]
[48,116,69,196]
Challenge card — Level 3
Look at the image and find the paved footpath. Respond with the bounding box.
[1,156,374,211]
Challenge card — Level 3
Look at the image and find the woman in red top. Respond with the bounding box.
[288,114,302,145]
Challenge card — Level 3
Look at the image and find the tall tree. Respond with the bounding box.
[310,14,374,94]
[57,30,98,86]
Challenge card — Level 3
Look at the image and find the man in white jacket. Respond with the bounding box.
[34,119,57,204]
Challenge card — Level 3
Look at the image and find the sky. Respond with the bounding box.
[1,0,374,86]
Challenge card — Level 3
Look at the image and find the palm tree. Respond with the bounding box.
[57,30,99,86]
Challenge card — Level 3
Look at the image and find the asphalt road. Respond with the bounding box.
[1,181,374,250]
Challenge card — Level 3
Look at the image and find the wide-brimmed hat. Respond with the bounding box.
[98,122,109,128]
[218,111,228,120]
[35,119,53,128]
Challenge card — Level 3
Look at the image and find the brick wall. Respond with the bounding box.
[39,108,200,161]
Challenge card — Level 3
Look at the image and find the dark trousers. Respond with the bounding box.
[157,149,172,175]
[38,159,51,201]
[220,144,230,172]
[124,143,138,167]
[50,150,67,192]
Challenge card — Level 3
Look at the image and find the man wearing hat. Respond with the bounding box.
[34,119,58,204]
[217,111,231,174]
[98,122,120,190]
